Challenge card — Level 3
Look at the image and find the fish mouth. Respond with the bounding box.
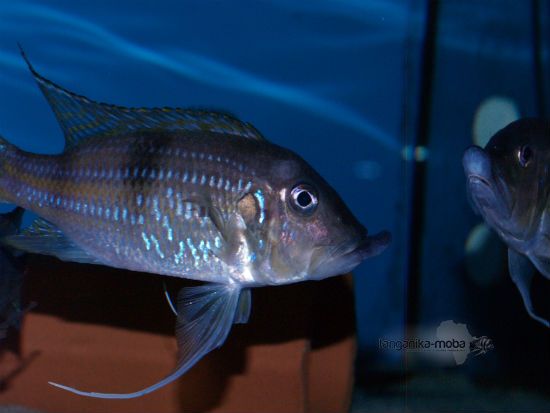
[463,146,514,231]
[463,146,500,215]
[309,230,391,280]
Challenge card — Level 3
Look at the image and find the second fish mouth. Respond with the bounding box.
[467,174,492,189]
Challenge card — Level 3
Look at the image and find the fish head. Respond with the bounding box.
[257,152,391,285]
[463,118,550,244]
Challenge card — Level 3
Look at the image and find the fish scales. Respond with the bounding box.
[0,130,272,283]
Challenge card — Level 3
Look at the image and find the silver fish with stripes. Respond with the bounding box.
[0,48,391,398]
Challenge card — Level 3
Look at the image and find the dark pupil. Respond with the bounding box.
[296,190,312,207]
[520,145,532,166]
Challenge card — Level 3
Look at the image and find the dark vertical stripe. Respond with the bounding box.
[124,131,174,191]
[405,0,440,328]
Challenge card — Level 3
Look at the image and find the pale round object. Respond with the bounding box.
[473,96,520,147]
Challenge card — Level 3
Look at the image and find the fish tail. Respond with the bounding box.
[0,135,18,203]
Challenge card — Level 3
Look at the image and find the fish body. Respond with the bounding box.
[0,49,391,398]
[463,118,550,327]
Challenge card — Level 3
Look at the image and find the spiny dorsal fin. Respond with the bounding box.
[19,46,265,150]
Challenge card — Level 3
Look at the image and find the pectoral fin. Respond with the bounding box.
[508,249,550,328]
[49,283,246,398]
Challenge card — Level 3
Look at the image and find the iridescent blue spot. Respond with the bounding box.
[199,239,209,262]
[153,198,161,221]
[254,189,265,223]
[187,238,200,267]
[138,214,144,225]
[175,241,185,264]
[150,235,165,259]
[141,232,151,250]
[136,195,143,207]
[184,203,193,220]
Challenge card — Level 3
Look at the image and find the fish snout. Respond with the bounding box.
[463,146,492,183]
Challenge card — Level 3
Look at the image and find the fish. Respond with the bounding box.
[0,207,27,341]
[463,118,549,327]
[0,48,391,398]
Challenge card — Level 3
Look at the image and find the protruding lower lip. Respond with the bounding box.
[467,174,492,188]
[351,230,392,260]
[463,146,492,181]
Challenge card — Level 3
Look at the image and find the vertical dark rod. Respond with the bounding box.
[531,0,545,117]
[405,0,440,329]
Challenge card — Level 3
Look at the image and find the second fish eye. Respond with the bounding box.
[289,184,318,215]
[518,144,533,167]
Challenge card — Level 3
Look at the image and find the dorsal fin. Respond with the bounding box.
[19,46,265,149]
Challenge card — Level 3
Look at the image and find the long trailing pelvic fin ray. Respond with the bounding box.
[49,283,247,398]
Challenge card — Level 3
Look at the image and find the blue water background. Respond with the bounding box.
[0,0,549,376]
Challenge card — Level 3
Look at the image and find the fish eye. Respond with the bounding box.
[289,184,318,215]
[517,144,533,167]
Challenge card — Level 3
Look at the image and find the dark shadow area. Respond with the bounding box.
[15,254,356,411]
